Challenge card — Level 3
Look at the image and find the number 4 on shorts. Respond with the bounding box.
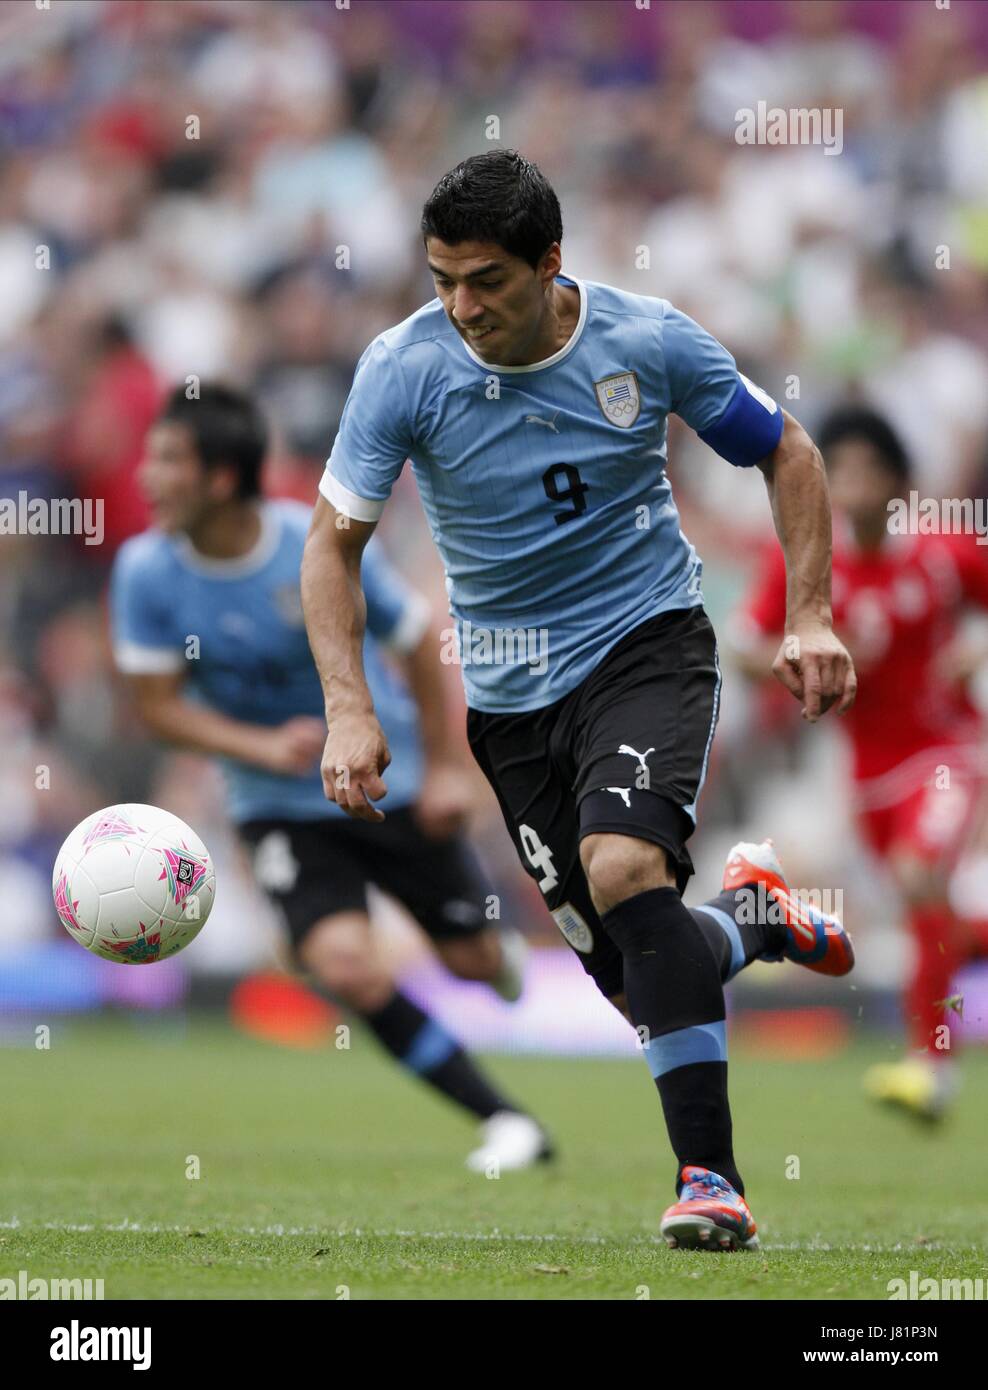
[519,823,558,893]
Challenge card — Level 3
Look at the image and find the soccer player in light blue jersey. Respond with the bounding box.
[110,383,552,1174]
[301,151,857,1249]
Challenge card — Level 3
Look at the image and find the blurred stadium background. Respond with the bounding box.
[2,0,988,1061]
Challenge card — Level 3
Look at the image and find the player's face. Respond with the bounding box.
[827,440,901,531]
[139,422,217,533]
[426,237,559,364]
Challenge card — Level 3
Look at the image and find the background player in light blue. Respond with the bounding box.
[111,382,551,1174]
[301,151,857,1249]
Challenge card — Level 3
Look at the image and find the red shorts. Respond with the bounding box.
[855,746,985,869]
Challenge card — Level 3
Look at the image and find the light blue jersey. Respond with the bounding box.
[321,275,782,713]
[110,500,428,822]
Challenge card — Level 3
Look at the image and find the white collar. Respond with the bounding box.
[173,502,280,578]
[457,275,588,374]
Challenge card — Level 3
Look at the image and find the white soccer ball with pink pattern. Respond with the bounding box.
[52,803,215,963]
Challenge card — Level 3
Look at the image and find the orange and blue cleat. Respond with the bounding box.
[661,1166,760,1251]
[722,839,854,977]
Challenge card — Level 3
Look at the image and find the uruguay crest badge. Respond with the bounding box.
[594,371,640,428]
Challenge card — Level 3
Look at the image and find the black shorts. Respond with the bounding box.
[238,807,495,950]
[466,606,721,999]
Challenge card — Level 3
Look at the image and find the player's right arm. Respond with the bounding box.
[124,672,325,774]
[110,540,325,775]
[300,498,391,821]
[301,334,414,821]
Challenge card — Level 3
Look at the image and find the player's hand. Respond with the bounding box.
[320,710,391,821]
[258,717,328,775]
[772,620,857,722]
[414,759,475,839]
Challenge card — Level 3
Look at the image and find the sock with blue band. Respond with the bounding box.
[361,989,512,1121]
[689,887,788,982]
[603,886,743,1195]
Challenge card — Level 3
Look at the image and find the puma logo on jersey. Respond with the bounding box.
[524,410,560,433]
[605,787,632,808]
[618,744,654,772]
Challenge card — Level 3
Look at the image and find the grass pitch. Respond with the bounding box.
[3,1014,986,1300]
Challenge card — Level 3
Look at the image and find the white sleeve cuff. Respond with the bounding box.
[383,590,432,654]
[114,643,185,674]
[319,469,387,523]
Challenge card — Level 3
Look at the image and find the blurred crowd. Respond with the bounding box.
[2,0,987,980]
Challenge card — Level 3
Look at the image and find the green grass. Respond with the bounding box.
[2,1015,986,1299]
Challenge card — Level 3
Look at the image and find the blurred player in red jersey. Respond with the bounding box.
[732,406,988,1120]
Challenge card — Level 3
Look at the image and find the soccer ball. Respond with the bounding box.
[52,803,215,964]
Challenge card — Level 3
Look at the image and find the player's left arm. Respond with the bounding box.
[756,411,857,722]
[662,303,855,722]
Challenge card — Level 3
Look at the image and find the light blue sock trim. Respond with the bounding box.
[694,903,745,980]
[643,1019,727,1080]
[403,1018,457,1074]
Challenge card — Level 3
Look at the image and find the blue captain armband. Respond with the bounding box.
[698,373,784,468]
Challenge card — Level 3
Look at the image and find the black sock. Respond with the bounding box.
[360,990,513,1121]
[690,886,788,983]
[604,886,743,1195]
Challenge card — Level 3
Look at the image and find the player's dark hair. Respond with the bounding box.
[816,405,912,484]
[420,150,563,269]
[157,383,267,500]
